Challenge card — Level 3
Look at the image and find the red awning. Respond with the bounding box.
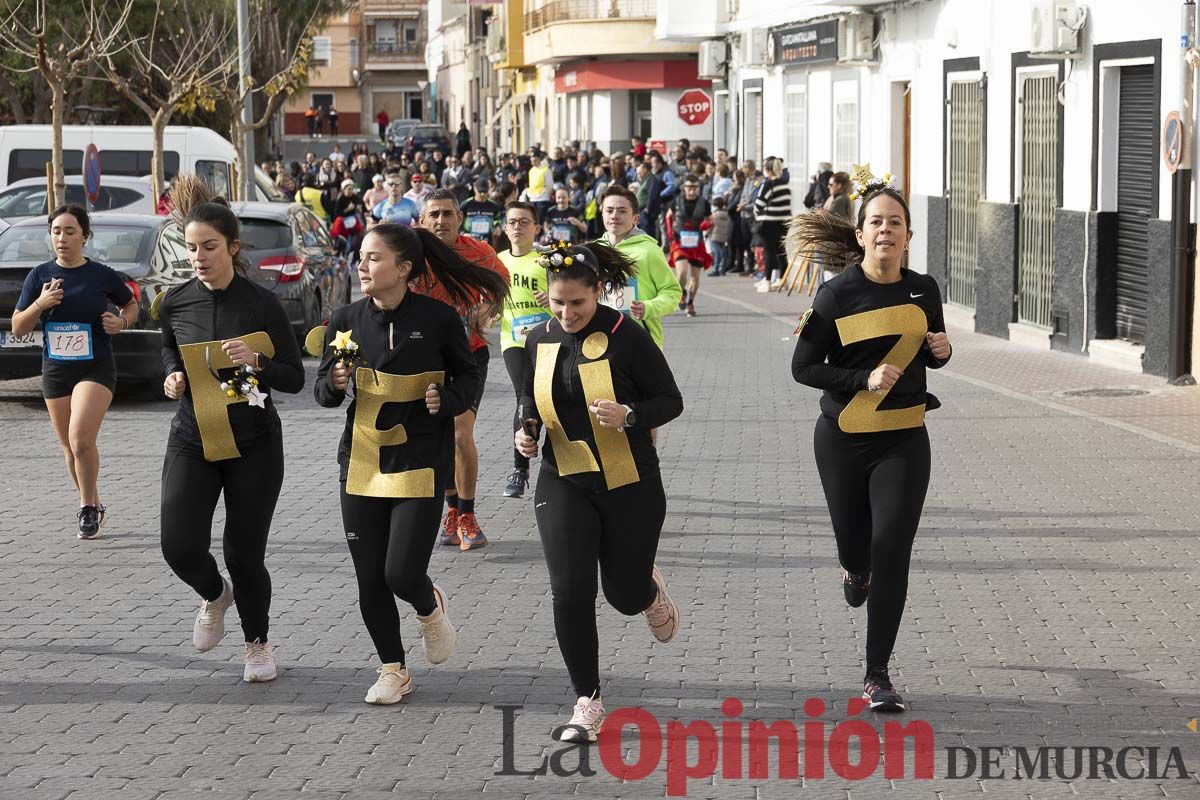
[554,59,709,94]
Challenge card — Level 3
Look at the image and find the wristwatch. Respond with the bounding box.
[621,404,637,430]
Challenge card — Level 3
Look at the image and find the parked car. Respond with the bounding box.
[385,118,420,146]
[403,125,453,160]
[0,175,156,225]
[0,212,191,387]
[229,201,354,336]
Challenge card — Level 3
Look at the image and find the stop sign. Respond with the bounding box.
[677,89,712,126]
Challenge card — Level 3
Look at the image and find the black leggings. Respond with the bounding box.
[339,483,441,664]
[503,347,529,469]
[160,430,284,643]
[535,468,667,697]
[813,416,931,672]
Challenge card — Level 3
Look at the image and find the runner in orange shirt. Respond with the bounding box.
[414,189,511,550]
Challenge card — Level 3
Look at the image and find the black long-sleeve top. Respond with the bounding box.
[522,304,683,492]
[791,265,950,432]
[315,292,478,487]
[160,273,305,449]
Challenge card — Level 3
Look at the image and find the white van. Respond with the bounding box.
[0,124,286,203]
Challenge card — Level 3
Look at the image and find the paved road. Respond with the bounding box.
[1,275,1198,800]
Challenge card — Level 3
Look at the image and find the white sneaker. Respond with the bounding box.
[769,278,783,290]
[416,583,456,665]
[556,694,605,742]
[755,280,772,293]
[192,574,234,653]
[365,663,413,704]
[644,565,681,643]
[243,639,277,682]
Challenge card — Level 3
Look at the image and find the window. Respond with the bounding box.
[8,149,83,183]
[714,91,729,153]
[349,38,359,66]
[0,223,151,263]
[375,20,397,43]
[239,219,293,252]
[195,160,231,199]
[93,186,145,211]
[833,79,859,172]
[313,36,332,67]
[743,89,762,165]
[402,21,419,44]
[785,85,807,202]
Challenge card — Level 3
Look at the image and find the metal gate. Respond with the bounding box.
[946,80,984,308]
[1115,64,1156,343]
[1016,74,1058,329]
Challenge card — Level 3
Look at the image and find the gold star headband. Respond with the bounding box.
[848,162,895,201]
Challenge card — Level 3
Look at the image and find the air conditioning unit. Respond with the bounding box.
[838,14,877,63]
[698,40,727,79]
[1030,0,1086,58]
[740,28,772,67]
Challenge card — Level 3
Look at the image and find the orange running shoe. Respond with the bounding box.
[440,508,460,546]
[457,511,488,551]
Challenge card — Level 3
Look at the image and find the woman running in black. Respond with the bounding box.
[314,223,506,705]
[158,178,305,682]
[790,181,952,712]
[11,205,138,539]
[515,240,684,742]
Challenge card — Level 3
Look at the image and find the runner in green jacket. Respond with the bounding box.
[597,185,681,350]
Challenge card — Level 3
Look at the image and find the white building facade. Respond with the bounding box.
[659,0,1198,380]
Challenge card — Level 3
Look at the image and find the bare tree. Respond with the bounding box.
[0,0,135,207]
[95,0,237,200]
[218,24,316,200]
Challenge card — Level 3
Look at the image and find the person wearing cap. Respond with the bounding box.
[404,173,431,215]
[363,174,388,209]
[460,178,502,244]
[331,179,365,261]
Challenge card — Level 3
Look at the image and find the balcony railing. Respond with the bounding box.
[366,40,424,59]
[524,0,656,33]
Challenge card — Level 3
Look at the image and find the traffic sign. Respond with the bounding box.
[84,144,101,203]
[677,89,713,126]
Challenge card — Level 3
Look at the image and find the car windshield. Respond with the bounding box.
[0,186,86,219]
[0,224,151,264]
[238,219,292,251]
[254,167,286,202]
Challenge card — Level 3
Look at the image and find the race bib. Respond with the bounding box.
[552,224,573,242]
[680,230,701,249]
[511,312,552,347]
[45,321,93,362]
[343,215,359,230]
[600,276,639,315]
[469,215,492,236]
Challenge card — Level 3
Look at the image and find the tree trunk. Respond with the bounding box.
[229,116,244,201]
[150,107,172,201]
[0,73,28,124]
[51,81,66,208]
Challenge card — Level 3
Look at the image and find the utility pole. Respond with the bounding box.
[236,0,256,201]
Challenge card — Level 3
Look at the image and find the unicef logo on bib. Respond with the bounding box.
[45,321,93,362]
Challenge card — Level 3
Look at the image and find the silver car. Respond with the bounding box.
[0,175,156,226]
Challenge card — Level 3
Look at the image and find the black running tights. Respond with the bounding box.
[160,430,284,643]
[339,483,441,664]
[503,346,530,469]
[813,416,931,672]
[535,468,666,697]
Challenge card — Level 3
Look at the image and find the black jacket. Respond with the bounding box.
[522,305,683,492]
[315,292,478,488]
[160,273,305,452]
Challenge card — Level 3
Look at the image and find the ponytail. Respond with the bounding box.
[538,240,637,290]
[369,223,508,318]
[786,210,861,275]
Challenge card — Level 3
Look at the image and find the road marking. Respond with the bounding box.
[703,287,1200,456]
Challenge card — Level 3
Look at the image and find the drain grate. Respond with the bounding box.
[1061,387,1150,398]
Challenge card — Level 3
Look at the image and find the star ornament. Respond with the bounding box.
[851,162,875,188]
[332,329,356,351]
[247,386,267,409]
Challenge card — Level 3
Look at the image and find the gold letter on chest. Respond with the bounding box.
[533,341,639,489]
[835,304,927,433]
[346,368,444,498]
[178,331,275,462]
